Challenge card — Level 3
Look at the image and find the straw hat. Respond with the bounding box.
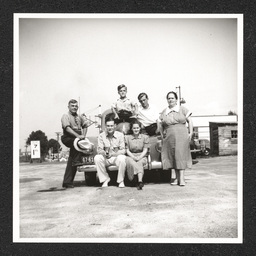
[73,138,94,154]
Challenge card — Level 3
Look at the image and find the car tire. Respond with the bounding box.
[191,152,197,159]
[160,169,171,183]
[203,148,210,156]
[84,172,97,186]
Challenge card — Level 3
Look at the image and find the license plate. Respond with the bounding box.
[82,156,94,164]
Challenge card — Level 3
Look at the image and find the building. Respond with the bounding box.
[191,115,238,140]
[209,122,238,156]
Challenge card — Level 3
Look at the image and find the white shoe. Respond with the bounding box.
[102,177,110,187]
[170,179,178,185]
[118,181,125,188]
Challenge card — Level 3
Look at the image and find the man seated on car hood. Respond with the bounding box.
[94,113,126,188]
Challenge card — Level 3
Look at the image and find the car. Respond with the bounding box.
[191,138,211,157]
[190,138,201,159]
[198,139,211,156]
[76,108,201,185]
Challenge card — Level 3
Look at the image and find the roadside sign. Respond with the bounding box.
[31,140,41,159]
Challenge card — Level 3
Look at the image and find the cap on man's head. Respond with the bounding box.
[117,84,127,91]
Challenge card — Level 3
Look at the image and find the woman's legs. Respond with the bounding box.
[136,159,145,190]
[126,157,137,181]
[136,172,144,190]
[171,169,185,186]
[179,169,185,186]
[137,167,144,190]
[171,169,178,185]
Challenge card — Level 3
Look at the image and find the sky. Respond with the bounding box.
[17,15,240,151]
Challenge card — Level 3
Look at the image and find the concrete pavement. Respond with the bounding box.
[17,155,239,240]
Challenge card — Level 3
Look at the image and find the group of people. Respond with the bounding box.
[61,84,193,190]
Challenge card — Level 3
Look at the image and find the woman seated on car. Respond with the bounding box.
[125,120,150,190]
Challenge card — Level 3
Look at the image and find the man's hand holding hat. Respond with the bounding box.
[77,134,85,139]
[73,138,94,154]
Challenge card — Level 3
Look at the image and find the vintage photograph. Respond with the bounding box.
[13,14,243,243]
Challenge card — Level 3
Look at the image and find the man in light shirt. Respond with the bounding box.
[136,92,161,136]
[94,113,126,188]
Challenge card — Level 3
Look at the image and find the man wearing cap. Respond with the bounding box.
[61,99,89,188]
[94,113,126,188]
[135,92,161,136]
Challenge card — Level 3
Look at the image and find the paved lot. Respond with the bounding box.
[18,155,239,240]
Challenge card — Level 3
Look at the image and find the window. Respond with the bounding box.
[231,130,237,138]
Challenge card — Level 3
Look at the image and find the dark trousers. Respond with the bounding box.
[61,132,81,186]
[144,123,158,136]
[115,110,134,124]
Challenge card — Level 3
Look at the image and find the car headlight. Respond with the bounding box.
[155,139,162,153]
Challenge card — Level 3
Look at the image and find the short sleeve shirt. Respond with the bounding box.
[61,112,89,131]
[112,98,135,112]
[97,131,125,155]
[160,105,192,127]
[137,104,160,127]
[125,134,150,153]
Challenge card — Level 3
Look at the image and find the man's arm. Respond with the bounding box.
[111,106,119,119]
[110,133,126,157]
[132,102,139,116]
[156,119,161,134]
[97,133,106,156]
[152,105,161,134]
[65,127,85,139]
[81,115,89,137]
[111,102,119,119]
[61,114,85,139]
[82,127,88,137]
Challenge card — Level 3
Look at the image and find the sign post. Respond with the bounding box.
[30,140,41,163]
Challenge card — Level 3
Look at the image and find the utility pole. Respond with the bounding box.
[94,105,102,132]
[79,96,80,116]
[55,132,61,161]
[175,86,186,105]
[25,144,28,162]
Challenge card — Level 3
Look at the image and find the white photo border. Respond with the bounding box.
[13,13,243,244]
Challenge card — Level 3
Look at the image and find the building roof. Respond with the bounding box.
[191,115,237,127]
[209,121,238,126]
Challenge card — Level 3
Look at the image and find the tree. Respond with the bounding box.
[228,110,237,115]
[48,139,61,153]
[26,130,48,159]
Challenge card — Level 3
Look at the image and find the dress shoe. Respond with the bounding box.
[102,177,110,187]
[118,181,125,188]
[137,182,144,190]
[62,184,74,188]
[170,179,178,185]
